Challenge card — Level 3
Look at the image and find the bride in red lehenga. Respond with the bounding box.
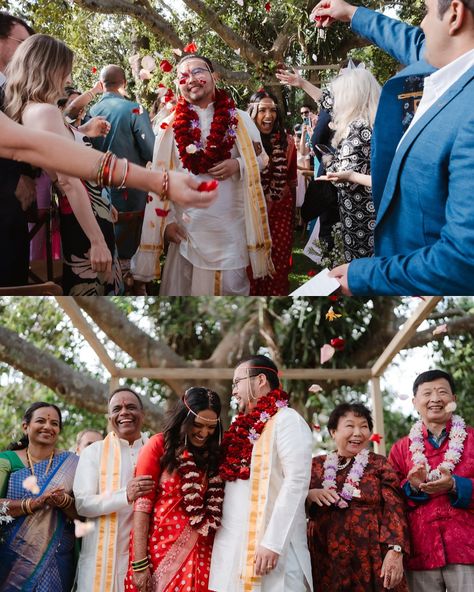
[125,388,224,592]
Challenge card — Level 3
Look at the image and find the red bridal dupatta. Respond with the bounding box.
[125,434,213,592]
[0,451,78,591]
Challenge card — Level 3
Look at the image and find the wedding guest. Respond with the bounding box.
[74,428,103,455]
[126,387,224,592]
[308,403,409,591]
[73,388,153,592]
[0,402,80,591]
[277,66,380,263]
[388,370,474,592]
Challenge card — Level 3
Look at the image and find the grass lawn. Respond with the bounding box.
[289,226,321,293]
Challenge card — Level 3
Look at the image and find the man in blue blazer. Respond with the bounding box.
[313,0,474,295]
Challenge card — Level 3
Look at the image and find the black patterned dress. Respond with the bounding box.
[59,129,123,295]
[320,90,375,262]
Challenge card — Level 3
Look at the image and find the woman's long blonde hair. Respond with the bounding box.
[5,34,73,123]
[330,68,381,147]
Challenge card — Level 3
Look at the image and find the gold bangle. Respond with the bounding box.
[25,498,34,515]
[21,499,27,515]
[159,169,169,201]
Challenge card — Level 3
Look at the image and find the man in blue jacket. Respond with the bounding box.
[90,65,155,287]
[314,0,474,295]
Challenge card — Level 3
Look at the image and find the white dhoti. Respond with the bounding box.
[160,243,250,295]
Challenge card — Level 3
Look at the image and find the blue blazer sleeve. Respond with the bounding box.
[351,7,426,66]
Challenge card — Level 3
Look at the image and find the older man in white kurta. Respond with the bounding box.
[73,389,153,592]
[209,356,313,592]
[131,55,273,296]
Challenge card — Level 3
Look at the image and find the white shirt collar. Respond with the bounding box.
[424,48,474,99]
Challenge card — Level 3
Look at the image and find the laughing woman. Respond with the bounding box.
[247,90,297,296]
[0,402,79,591]
[307,403,409,592]
[125,388,224,592]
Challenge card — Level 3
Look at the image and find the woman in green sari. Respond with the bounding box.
[0,402,80,591]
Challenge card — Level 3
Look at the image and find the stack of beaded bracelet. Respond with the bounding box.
[131,557,150,573]
[95,151,130,189]
[159,169,169,201]
[21,498,34,515]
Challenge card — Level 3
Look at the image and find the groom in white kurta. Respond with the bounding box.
[73,389,153,592]
[209,355,313,592]
[131,55,273,296]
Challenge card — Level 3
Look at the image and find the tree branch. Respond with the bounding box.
[0,325,163,427]
[407,315,474,349]
[181,0,267,65]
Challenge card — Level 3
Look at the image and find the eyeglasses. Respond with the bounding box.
[7,35,27,44]
[177,67,210,84]
[231,374,259,390]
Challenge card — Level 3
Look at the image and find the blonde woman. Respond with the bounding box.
[5,34,121,294]
[277,66,381,262]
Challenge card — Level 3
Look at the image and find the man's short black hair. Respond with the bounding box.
[236,354,280,390]
[0,11,34,38]
[413,370,455,396]
[438,0,474,17]
[327,403,374,433]
[108,387,144,409]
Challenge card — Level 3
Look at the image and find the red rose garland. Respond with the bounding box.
[173,89,238,175]
[177,449,225,536]
[219,388,290,482]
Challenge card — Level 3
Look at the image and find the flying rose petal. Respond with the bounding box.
[197,180,219,192]
[320,344,335,364]
[370,433,383,444]
[235,48,241,56]
[433,323,448,336]
[445,401,457,413]
[398,393,410,400]
[91,66,97,74]
[132,107,140,114]
[308,384,323,393]
[313,424,321,431]
[74,519,95,538]
[307,269,317,277]
[139,68,152,81]
[22,475,39,494]
[160,122,169,129]
[312,53,318,62]
[264,1,271,11]
[325,306,342,321]
[172,48,183,56]
[159,59,173,73]
[183,41,198,53]
[330,337,345,351]
[146,194,153,203]
[155,208,170,217]
[141,55,156,72]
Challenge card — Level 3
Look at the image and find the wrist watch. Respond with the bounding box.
[388,545,402,553]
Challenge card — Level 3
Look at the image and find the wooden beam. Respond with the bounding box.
[371,297,442,377]
[370,376,386,456]
[55,297,119,377]
[117,367,372,381]
[109,376,121,394]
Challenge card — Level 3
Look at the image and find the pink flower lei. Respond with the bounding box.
[322,448,369,508]
[409,414,467,481]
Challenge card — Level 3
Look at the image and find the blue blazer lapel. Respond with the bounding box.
[377,66,474,224]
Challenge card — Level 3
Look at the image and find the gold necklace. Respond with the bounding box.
[26,447,55,476]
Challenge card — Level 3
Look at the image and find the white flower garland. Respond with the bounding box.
[409,414,467,481]
[322,448,369,508]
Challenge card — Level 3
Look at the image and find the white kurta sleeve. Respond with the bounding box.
[260,410,312,554]
[73,442,129,518]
